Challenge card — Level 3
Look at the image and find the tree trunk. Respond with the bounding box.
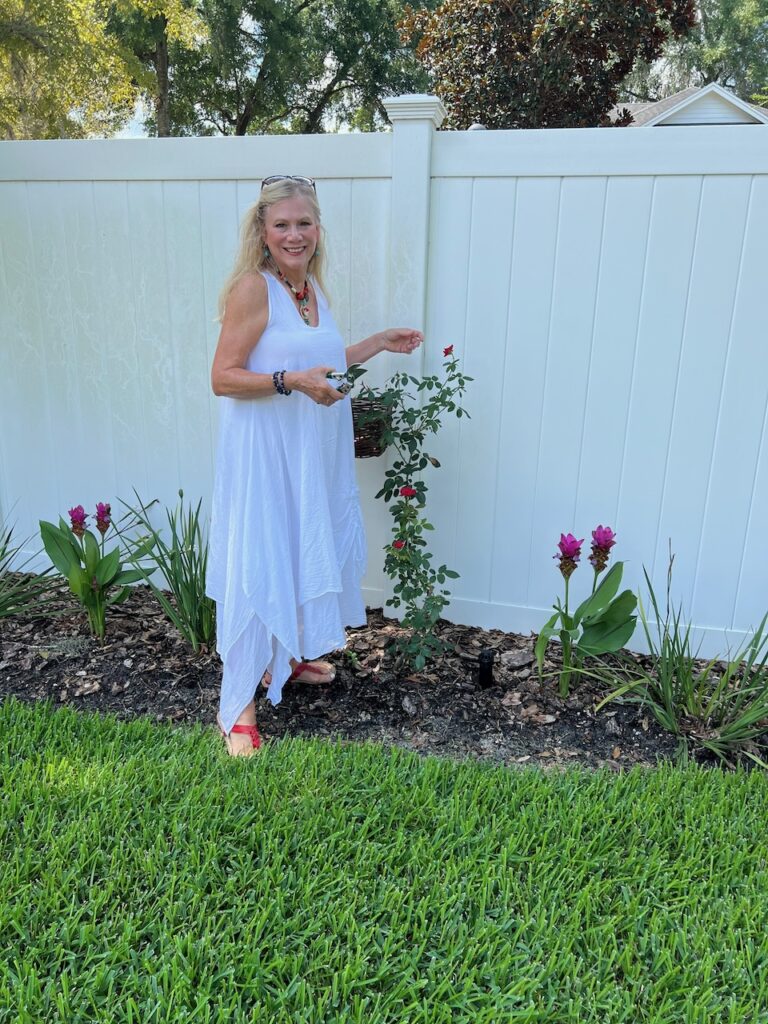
[301,68,347,133]
[154,19,170,137]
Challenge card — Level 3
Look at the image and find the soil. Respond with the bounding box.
[0,580,687,770]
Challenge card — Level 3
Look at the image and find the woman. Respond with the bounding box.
[206,175,423,756]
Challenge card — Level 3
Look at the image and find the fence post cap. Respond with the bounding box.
[382,94,447,127]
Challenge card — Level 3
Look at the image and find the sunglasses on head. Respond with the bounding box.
[261,175,316,191]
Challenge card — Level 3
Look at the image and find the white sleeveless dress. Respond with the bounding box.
[206,271,367,733]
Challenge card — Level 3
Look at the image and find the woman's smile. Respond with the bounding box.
[263,196,320,281]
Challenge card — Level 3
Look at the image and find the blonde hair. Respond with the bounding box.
[217,179,328,319]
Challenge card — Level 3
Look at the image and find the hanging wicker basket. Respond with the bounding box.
[352,397,391,458]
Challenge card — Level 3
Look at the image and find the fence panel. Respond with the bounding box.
[424,125,768,653]
[2,113,768,655]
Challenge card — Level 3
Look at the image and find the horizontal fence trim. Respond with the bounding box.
[433,124,768,177]
[0,134,392,182]
[437,595,751,661]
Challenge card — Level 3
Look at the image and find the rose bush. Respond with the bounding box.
[356,348,472,670]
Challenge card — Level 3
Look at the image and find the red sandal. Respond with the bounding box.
[217,714,261,756]
[288,661,336,684]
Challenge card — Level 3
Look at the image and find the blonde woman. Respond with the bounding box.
[206,176,423,755]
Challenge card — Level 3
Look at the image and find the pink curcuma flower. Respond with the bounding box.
[554,532,583,580]
[68,505,88,538]
[443,345,454,357]
[557,533,583,560]
[393,539,405,550]
[399,486,417,498]
[589,525,616,574]
[95,502,112,536]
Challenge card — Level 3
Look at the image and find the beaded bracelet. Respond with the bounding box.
[272,369,292,395]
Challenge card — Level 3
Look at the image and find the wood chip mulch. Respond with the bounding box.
[0,582,682,770]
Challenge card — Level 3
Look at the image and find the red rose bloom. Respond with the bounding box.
[393,540,405,550]
[443,345,454,357]
[399,486,417,498]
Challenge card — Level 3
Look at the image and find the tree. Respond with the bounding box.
[0,0,200,139]
[121,0,432,136]
[398,0,697,130]
[0,0,135,138]
[620,1,768,105]
[105,0,205,137]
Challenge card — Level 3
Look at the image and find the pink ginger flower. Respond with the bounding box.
[554,532,584,580]
[95,502,112,536]
[68,505,88,538]
[589,525,616,574]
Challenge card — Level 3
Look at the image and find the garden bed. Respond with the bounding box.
[0,581,682,769]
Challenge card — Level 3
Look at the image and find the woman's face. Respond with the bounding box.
[262,196,320,278]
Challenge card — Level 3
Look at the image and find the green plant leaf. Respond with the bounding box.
[601,590,638,625]
[39,521,81,577]
[578,613,637,658]
[95,547,121,587]
[574,562,623,626]
[83,530,100,577]
[535,612,560,671]
[67,564,87,601]
[113,569,146,586]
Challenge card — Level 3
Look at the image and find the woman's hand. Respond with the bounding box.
[381,328,423,355]
[287,366,347,406]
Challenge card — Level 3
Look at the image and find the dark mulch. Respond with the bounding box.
[0,582,680,770]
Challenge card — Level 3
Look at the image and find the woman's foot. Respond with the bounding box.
[289,659,336,684]
[217,707,261,757]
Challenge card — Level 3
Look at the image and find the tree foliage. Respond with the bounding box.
[399,0,697,130]
[127,0,432,136]
[0,0,200,139]
[1,0,430,138]
[620,0,768,105]
[0,0,134,138]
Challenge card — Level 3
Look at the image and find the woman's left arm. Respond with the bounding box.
[345,328,423,367]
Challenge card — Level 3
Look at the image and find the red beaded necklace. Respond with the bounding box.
[275,267,311,325]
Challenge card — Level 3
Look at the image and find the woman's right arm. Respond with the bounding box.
[210,273,344,405]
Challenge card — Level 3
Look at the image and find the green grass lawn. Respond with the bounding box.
[2,698,768,1024]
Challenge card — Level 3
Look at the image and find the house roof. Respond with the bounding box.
[610,82,768,126]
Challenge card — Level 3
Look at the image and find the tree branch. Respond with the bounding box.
[299,66,351,132]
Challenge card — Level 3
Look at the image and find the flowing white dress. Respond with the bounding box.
[206,271,367,733]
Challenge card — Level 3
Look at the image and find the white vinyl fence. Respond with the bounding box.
[2,96,768,657]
